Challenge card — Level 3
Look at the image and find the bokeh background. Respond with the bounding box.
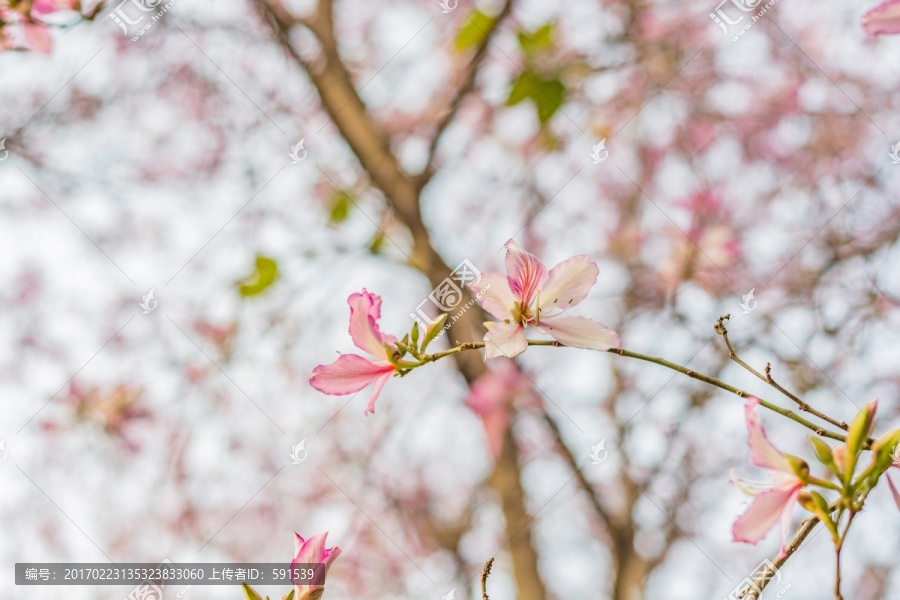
[2,0,900,598]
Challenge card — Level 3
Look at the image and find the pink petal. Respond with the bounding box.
[538,255,598,313]
[469,271,516,320]
[347,289,393,357]
[862,0,900,35]
[23,24,52,54]
[292,531,341,591]
[504,240,548,308]
[540,315,620,351]
[744,397,793,473]
[732,485,799,546]
[776,488,801,559]
[483,322,528,359]
[888,475,900,512]
[293,532,325,563]
[309,354,394,396]
[31,0,78,14]
[364,371,392,415]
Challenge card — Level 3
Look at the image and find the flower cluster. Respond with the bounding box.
[306,241,900,599]
[0,0,79,53]
[309,240,619,414]
[732,398,900,559]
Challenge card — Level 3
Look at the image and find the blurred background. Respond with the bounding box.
[2,0,900,598]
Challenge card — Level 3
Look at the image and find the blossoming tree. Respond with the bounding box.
[2,0,900,599]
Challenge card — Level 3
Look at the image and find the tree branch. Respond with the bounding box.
[254,4,546,599]
[417,0,515,187]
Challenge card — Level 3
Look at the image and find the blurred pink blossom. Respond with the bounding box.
[472,240,619,359]
[22,23,52,53]
[465,360,533,459]
[731,397,806,559]
[31,0,78,14]
[862,0,900,35]
[309,289,399,415]
[292,531,341,600]
[657,224,739,295]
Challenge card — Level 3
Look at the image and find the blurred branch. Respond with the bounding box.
[254,3,547,599]
[541,408,615,527]
[417,0,515,187]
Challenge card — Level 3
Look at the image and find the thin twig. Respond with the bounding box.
[481,557,494,600]
[418,0,516,187]
[715,314,851,433]
[416,339,853,444]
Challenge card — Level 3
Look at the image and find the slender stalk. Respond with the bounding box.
[715,315,850,433]
[414,339,852,443]
[481,557,494,600]
[832,511,856,600]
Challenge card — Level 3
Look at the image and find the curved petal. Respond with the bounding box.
[23,24,52,54]
[293,532,326,563]
[347,289,391,357]
[484,322,528,359]
[540,316,620,351]
[470,271,516,320]
[862,0,900,35]
[776,488,801,559]
[538,255,598,314]
[744,397,793,473]
[292,531,341,590]
[309,354,394,396]
[364,371,393,415]
[732,485,798,545]
[504,240,548,308]
[888,475,900,512]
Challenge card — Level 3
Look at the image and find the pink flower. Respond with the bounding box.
[465,360,533,458]
[309,290,399,415]
[31,0,79,15]
[472,240,619,359]
[291,531,341,600]
[731,397,807,559]
[22,24,52,53]
[862,0,900,35]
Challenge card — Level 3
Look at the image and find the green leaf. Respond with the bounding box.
[844,401,877,484]
[420,313,448,351]
[329,190,352,223]
[242,583,265,600]
[410,321,420,353]
[809,436,835,469]
[455,10,495,51]
[871,428,900,470]
[506,69,566,124]
[238,255,279,297]
[282,591,296,600]
[517,23,554,56]
[806,491,839,541]
[862,428,900,487]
